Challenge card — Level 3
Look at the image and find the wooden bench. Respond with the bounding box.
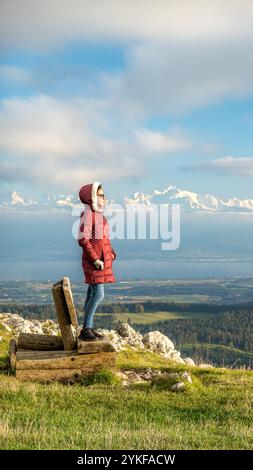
[9,277,116,383]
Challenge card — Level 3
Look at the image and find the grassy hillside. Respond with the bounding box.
[0,327,253,450]
[181,343,253,368]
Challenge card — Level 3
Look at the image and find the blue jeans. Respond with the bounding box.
[83,283,104,328]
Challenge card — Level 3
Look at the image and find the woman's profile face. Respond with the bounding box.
[97,187,106,208]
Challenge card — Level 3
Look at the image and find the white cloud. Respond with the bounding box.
[1,0,253,51]
[103,37,253,119]
[0,94,200,190]
[1,1,253,122]
[135,128,192,153]
[1,2,253,120]
[0,94,144,189]
[0,95,106,157]
[2,1,252,192]
[194,156,253,175]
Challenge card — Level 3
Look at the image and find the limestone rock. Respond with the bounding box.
[115,367,193,389]
[183,357,196,366]
[171,382,185,392]
[0,313,60,336]
[142,330,174,353]
[181,371,192,383]
[116,323,144,349]
[142,330,183,362]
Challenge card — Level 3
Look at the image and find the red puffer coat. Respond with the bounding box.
[78,182,117,284]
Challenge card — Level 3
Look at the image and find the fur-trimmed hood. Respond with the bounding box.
[79,181,103,212]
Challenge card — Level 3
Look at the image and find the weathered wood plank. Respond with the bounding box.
[52,279,76,350]
[17,350,78,360]
[77,338,116,354]
[16,357,116,383]
[9,339,17,370]
[18,333,64,350]
[16,350,116,370]
[62,277,78,328]
[16,369,83,383]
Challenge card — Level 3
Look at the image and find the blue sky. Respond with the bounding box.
[1,0,253,204]
[2,1,253,281]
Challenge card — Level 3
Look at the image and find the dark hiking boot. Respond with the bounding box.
[78,327,98,341]
[91,328,106,340]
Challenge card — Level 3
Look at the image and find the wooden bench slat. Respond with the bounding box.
[16,350,116,370]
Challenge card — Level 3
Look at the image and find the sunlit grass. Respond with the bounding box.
[0,332,253,449]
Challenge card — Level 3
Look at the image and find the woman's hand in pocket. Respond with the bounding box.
[93,259,104,270]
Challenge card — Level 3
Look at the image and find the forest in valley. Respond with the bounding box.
[1,300,253,367]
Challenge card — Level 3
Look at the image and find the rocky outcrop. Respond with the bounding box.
[0,314,212,369]
[115,368,193,390]
[113,323,145,350]
[183,357,196,366]
[98,323,195,366]
[141,331,185,363]
[0,313,60,337]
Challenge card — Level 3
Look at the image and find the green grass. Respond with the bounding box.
[0,330,253,450]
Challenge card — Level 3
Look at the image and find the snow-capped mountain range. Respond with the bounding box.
[1,186,253,213]
[124,185,253,213]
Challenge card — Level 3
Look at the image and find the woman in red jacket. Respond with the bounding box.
[78,181,117,341]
